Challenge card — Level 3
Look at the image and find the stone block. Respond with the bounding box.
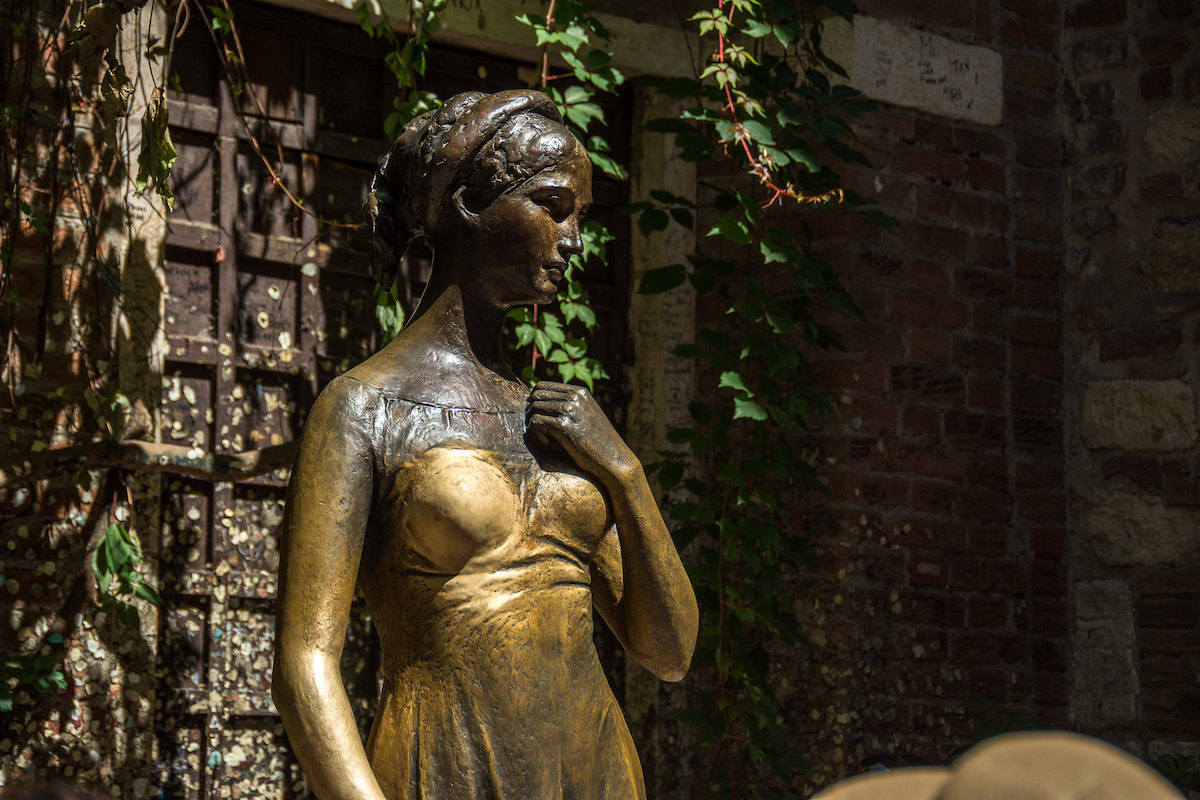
[1073,34,1128,73]
[1073,205,1117,237]
[1072,160,1126,200]
[1074,579,1138,727]
[1145,106,1200,167]
[1143,217,1200,291]
[1087,491,1200,566]
[1076,118,1129,155]
[1081,379,1198,451]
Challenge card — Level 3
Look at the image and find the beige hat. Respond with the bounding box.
[812,732,1184,800]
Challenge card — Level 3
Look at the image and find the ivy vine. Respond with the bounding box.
[628,0,886,794]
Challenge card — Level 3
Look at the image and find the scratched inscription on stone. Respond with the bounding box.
[852,15,1002,126]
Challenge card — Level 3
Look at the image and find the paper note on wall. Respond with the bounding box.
[852,15,1003,126]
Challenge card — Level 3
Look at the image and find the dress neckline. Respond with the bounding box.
[343,374,527,415]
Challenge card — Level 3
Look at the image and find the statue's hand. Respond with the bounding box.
[526,381,637,486]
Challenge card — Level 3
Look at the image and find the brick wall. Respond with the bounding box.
[1062,0,1200,774]
[789,0,1071,791]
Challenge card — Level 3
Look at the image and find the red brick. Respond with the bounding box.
[1031,598,1069,635]
[1066,0,1128,27]
[974,304,1007,338]
[1032,637,1067,671]
[1017,489,1065,523]
[956,557,1027,594]
[1164,478,1200,506]
[893,143,965,184]
[1138,597,1199,628]
[1142,171,1184,200]
[863,547,908,582]
[969,525,1012,558]
[967,160,1006,195]
[968,374,1004,409]
[1012,345,1063,378]
[1000,0,1054,21]
[829,471,910,507]
[903,223,971,261]
[1141,66,1173,101]
[1157,0,1194,21]
[888,441,969,479]
[972,454,1010,488]
[902,404,943,437]
[846,396,900,433]
[909,554,949,587]
[913,480,956,514]
[894,293,968,330]
[859,249,908,284]
[857,108,917,141]
[1011,314,1061,348]
[1013,278,1060,311]
[914,117,955,150]
[1013,167,1061,203]
[1016,461,1064,490]
[1014,130,1062,169]
[1005,89,1050,126]
[955,128,1005,157]
[953,336,1006,370]
[1007,52,1059,91]
[1014,246,1059,279]
[956,487,1014,522]
[814,359,888,393]
[945,410,1006,447]
[910,328,952,363]
[916,184,955,219]
[1033,671,1070,711]
[956,193,1011,231]
[956,268,1013,301]
[998,16,1056,50]
[1014,412,1062,451]
[1139,33,1191,65]
[969,596,1009,627]
[1032,559,1066,597]
[949,630,1028,663]
[892,365,967,399]
[1128,360,1188,379]
[1014,203,1061,243]
[1099,323,1181,360]
[892,520,969,552]
[911,260,953,294]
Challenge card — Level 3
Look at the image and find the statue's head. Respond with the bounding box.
[365,90,592,306]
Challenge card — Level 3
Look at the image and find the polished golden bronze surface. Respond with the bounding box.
[272,90,698,800]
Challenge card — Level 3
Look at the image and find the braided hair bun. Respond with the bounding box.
[364,90,570,288]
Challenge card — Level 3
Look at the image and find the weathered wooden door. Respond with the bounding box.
[158,5,630,796]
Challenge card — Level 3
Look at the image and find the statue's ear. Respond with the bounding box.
[452,185,479,221]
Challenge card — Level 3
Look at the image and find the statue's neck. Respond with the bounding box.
[407,281,514,380]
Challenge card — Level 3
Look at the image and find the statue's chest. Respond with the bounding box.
[377,418,610,576]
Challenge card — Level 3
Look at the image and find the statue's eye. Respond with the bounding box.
[534,192,571,222]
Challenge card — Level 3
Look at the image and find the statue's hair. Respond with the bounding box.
[364,90,573,288]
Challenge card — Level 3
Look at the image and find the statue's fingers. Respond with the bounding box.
[530,385,573,401]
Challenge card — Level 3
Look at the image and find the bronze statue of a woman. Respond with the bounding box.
[272,89,698,800]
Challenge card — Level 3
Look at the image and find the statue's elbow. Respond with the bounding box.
[644,636,695,683]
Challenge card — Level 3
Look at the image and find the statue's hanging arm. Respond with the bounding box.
[273,378,387,800]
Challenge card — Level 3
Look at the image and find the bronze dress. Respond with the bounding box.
[338,376,645,799]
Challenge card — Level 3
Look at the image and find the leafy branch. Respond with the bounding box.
[631,0,887,795]
[511,0,622,390]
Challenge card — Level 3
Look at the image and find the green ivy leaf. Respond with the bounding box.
[638,265,687,294]
[719,371,751,395]
[707,217,752,245]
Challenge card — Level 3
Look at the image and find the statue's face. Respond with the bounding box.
[464,139,593,307]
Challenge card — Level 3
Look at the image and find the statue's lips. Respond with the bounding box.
[544,265,565,284]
